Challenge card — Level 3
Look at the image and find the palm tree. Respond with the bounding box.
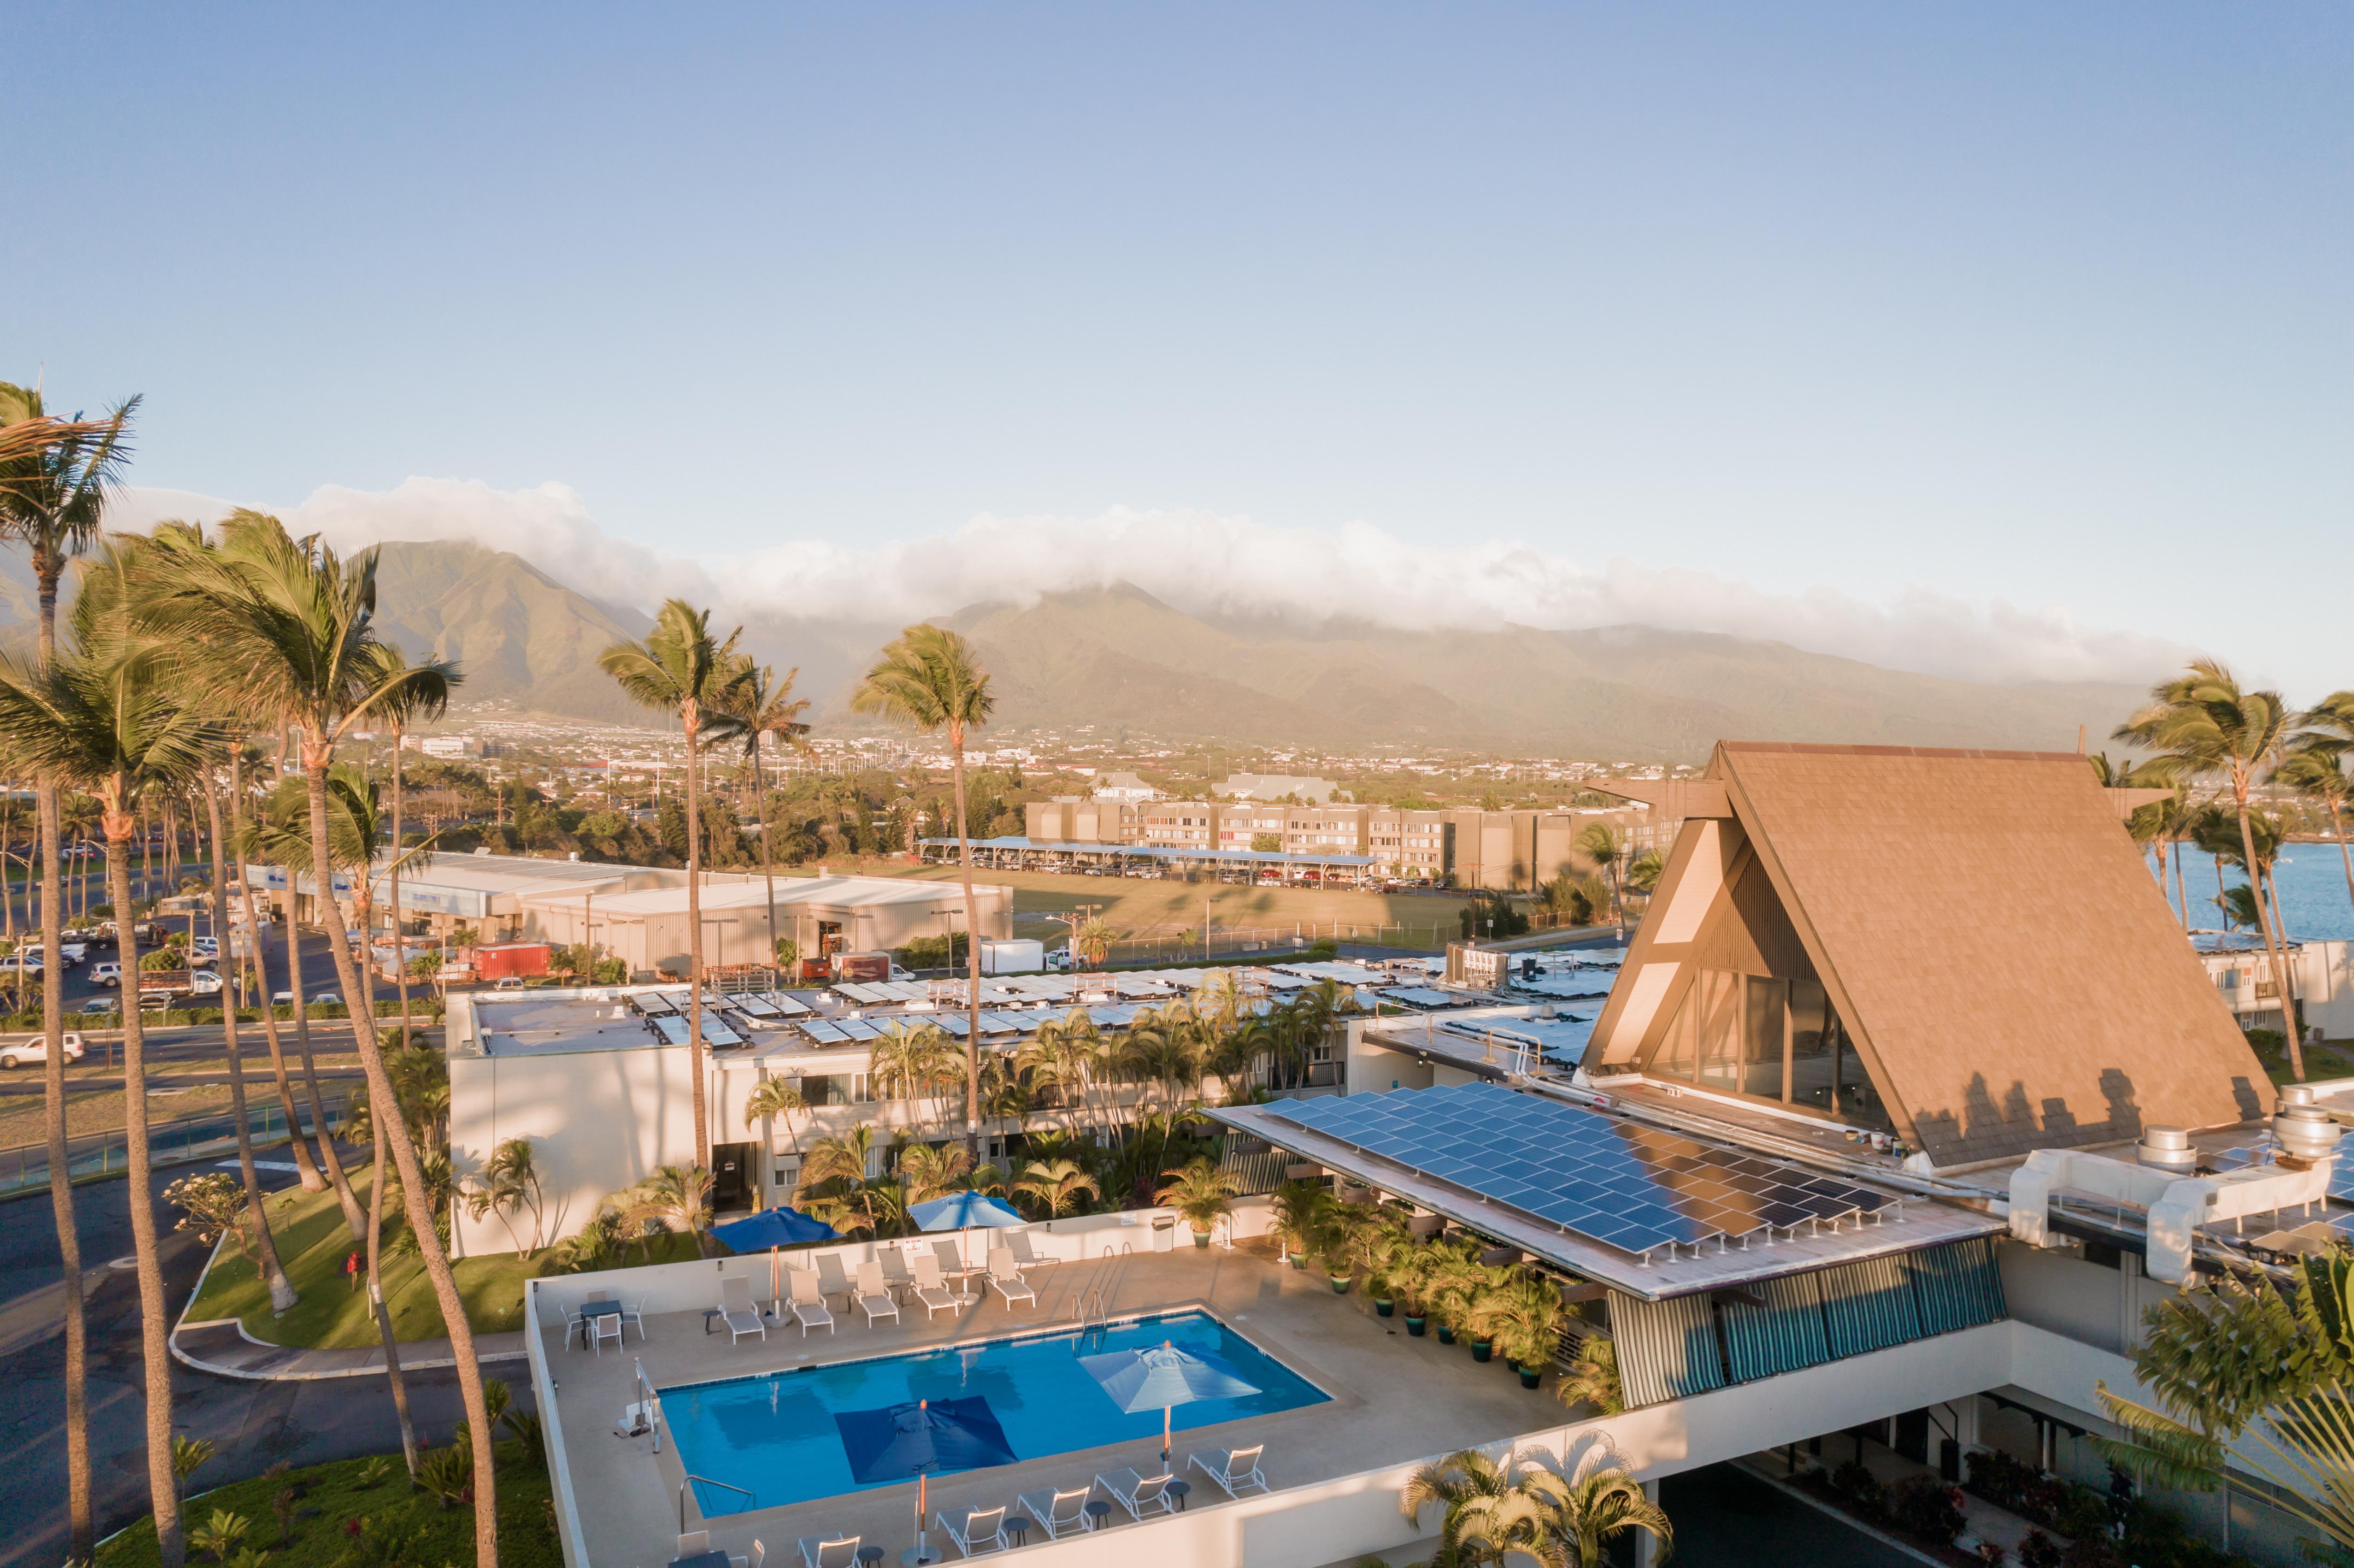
[1554,1335,1624,1416]
[224,749,325,1194]
[1523,1456,1674,1568]
[1154,1157,1243,1242]
[2097,1251,2354,1555]
[744,1074,810,1181]
[0,378,135,1564]
[713,659,810,969]
[368,643,451,1039]
[1574,821,1627,936]
[2117,662,2307,1080]
[2289,692,2354,926]
[0,586,217,1568]
[1075,914,1117,969]
[1012,1157,1099,1219]
[625,1164,714,1257]
[133,513,499,1566]
[1399,1448,1520,1567]
[851,625,994,1153]
[598,600,746,1165]
[797,1125,880,1236]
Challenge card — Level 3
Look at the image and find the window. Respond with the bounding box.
[1652,968,1889,1130]
[2217,969,2239,991]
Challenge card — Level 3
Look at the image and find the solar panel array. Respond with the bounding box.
[1265,1080,1894,1258]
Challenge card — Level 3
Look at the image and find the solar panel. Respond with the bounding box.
[836,983,888,1004]
[799,1021,848,1044]
[648,1014,690,1046]
[1382,987,1460,1008]
[1264,1081,1893,1259]
[731,995,781,1018]
[2211,1144,2354,1204]
[700,1015,745,1047]
[632,991,677,1015]
[755,991,811,1016]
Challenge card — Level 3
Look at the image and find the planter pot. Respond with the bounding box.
[1470,1339,1494,1363]
[1436,1325,1456,1345]
[1404,1316,1428,1337]
[1329,1274,1352,1295]
[1374,1298,1395,1318]
[1518,1367,1544,1390]
[1288,1253,1308,1271]
[1192,1232,1211,1250]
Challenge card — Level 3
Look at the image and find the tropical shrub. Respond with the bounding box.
[1888,1475,1966,1545]
[414,1443,472,1510]
[1830,1459,1887,1523]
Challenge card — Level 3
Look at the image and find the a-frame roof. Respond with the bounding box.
[1586,742,2267,1167]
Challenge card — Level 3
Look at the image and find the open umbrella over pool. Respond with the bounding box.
[712,1206,839,1308]
[835,1396,1016,1561]
[908,1192,1026,1304]
[1079,1339,1260,1463]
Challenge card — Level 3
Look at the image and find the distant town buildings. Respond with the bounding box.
[1212,772,1343,802]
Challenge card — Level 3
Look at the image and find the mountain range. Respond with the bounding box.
[0,537,2155,760]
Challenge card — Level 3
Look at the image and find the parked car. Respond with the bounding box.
[89,961,123,987]
[1045,946,1074,973]
[135,989,175,1012]
[0,1033,86,1069]
[0,954,43,977]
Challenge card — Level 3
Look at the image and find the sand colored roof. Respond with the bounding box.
[1591,742,2267,1166]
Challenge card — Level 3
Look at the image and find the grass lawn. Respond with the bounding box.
[2265,1041,2354,1087]
[875,862,1481,951]
[187,1176,705,1348]
[0,1081,239,1147]
[98,1443,558,1568]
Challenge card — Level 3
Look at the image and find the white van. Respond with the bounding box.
[0,1033,86,1069]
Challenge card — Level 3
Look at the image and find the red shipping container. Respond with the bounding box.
[473,942,551,980]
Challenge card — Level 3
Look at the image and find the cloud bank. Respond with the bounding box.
[116,478,2189,689]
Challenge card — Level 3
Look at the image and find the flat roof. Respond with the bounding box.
[925,836,1379,867]
[538,874,998,917]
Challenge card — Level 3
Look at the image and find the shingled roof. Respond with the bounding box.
[1586,743,2267,1167]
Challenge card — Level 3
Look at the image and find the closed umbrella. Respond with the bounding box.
[835,1396,1016,1563]
[909,1192,1025,1305]
[712,1205,840,1311]
[1080,1339,1259,1464]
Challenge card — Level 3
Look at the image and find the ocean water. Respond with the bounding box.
[2162,845,2354,943]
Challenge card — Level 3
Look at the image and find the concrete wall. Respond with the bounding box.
[2201,939,2354,1039]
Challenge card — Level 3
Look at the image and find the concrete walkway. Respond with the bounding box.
[171,1317,530,1381]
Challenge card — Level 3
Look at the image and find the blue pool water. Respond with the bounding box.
[662,1310,1325,1515]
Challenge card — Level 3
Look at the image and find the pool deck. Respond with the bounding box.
[548,1239,1552,1567]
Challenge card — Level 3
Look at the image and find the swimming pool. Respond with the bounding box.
[662,1310,1326,1516]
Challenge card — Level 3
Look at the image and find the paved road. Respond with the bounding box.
[0,1158,531,1568]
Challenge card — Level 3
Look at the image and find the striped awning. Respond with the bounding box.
[1719,1272,1833,1383]
[1608,1291,1728,1408]
[1818,1253,1924,1358]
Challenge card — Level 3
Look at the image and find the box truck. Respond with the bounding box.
[979,939,1045,975]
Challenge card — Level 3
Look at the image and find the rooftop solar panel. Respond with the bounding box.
[799,1021,848,1044]
[731,995,781,1017]
[632,991,677,1015]
[1382,987,1461,1008]
[649,1014,690,1046]
[1264,1081,1893,1258]
[700,1016,745,1047]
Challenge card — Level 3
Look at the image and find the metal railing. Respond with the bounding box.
[680,1475,753,1532]
[0,1093,350,1199]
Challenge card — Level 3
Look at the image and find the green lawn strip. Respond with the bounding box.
[98,1443,559,1568]
[190,1178,710,1348]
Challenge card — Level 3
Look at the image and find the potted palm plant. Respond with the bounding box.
[1154,1157,1245,1249]
[1268,1180,1330,1272]
[1476,1273,1566,1389]
[1462,1265,1515,1363]
[1369,1233,1432,1327]
[1314,1204,1362,1294]
[1423,1243,1485,1347]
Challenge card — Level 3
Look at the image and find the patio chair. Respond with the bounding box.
[879,1247,915,1298]
[678,1530,710,1557]
[931,1238,966,1279]
[1093,1469,1175,1522]
[590,1307,624,1355]
[796,1535,860,1568]
[718,1275,767,1344]
[853,1261,900,1327]
[787,1269,835,1336]
[985,1247,1035,1310]
[814,1252,853,1308]
[1186,1444,1269,1497]
[1013,1485,1095,1539]
[907,1252,960,1320]
[934,1504,1008,1556]
[729,1543,765,1568]
[1003,1230,1057,1271]
[621,1298,646,1341]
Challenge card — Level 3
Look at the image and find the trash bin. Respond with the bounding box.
[1152,1217,1177,1253]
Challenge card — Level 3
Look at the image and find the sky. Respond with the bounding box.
[5,4,2349,693]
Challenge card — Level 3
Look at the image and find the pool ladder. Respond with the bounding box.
[1067,1287,1108,1328]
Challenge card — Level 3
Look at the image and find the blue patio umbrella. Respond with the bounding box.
[909,1192,1027,1298]
[712,1206,839,1308]
[1080,1339,1260,1463]
[835,1396,1016,1559]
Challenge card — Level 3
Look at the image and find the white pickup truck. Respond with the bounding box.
[0,1033,87,1070]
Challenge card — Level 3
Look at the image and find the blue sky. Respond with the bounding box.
[4,4,2348,692]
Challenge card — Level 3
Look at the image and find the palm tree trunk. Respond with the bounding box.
[302,752,499,1565]
[682,713,709,1168]
[203,775,296,1313]
[110,819,183,1568]
[392,721,412,1037]
[285,905,370,1240]
[234,854,324,1192]
[950,736,980,1160]
[2332,797,2354,930]
[33,570,95,1563]
[2236,791,2306,1080]
[754,732,779,969]
[352,903,423,1480]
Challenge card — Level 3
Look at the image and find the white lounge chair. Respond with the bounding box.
[815,1252,854,1307]
[1187,1444,1269,1497]
[985,1247,1035,1310]
[1003,1230,1057,1271]
[718,1275,767,1344]
[934,1504,1008,1556]
[853,1260,900,1327]
[1094,1469,1175,1522]
[787,1269,835,1337]
[678,1530,710,1558]
[931,1238,966,1279]
[879,1247,916,1297]
[729,1542,765,1568]
[1013,1486,1095,1539]
[907,1252,960,1320]
[796,1535,860,1568]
